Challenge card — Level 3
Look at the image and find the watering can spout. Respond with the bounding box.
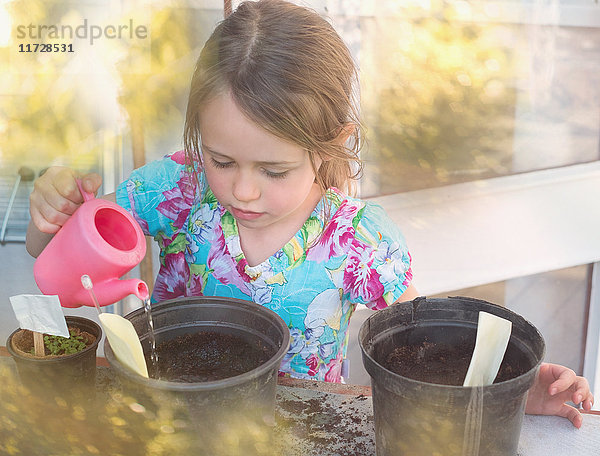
[69,277,149,308]
[96,277,150,305]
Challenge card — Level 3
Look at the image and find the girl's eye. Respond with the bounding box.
[263,169,288,179]
[210,158,233,169]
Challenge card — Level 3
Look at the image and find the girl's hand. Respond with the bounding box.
[525,362,594,428]
[29,166,102,233]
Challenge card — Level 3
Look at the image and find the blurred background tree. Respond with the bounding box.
[0,0,210,176]
[361,3,519,195]
[0,1,99,172]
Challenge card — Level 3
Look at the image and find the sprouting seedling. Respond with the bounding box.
[40,328,87,356]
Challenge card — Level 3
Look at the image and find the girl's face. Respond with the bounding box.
[199,92,322,233]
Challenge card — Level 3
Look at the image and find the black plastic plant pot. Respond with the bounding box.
[359,296,545,456]
[104,296,291,455]
[6,315,102,402]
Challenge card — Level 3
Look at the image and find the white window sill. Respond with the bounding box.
[367,161,600,296]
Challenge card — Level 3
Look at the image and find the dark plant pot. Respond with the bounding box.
[359,296,545,456]
[6,315,102,402]
[104,296,291,456]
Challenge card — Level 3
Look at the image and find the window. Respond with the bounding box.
[311,0,600,392]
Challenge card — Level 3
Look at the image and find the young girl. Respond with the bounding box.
[27,0,592,427]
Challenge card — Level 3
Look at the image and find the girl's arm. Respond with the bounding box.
[394,283,420,304]
[525,362,594,428]
[26,167,109,257]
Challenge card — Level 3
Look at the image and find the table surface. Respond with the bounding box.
[1,354,598,455]
[275,377,600,456]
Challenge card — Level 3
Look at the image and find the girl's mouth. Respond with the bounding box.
[230,207,263,221]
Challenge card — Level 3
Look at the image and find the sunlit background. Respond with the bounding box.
[1,0,600,397]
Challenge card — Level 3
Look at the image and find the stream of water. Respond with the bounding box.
[143,297,159,378]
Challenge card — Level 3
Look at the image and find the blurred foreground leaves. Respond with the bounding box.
[0,364,281,456]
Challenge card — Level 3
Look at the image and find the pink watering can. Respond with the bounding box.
[34,181,149,308]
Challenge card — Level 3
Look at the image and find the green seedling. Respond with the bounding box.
[30,328,88,356]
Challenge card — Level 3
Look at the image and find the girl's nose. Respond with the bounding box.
[232,170,260,202]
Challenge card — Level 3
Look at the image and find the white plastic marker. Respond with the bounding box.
[81,275,149,378]
[463,311,512,387]
[9,294,70,356]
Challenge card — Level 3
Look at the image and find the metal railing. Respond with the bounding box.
[0,166,35,245]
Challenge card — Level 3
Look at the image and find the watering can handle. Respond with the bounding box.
[75,178,95,203]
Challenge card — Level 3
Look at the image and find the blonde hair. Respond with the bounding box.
[184,0,364,195]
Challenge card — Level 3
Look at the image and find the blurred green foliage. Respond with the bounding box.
[361,2,519,194]
[0,0,204,173]
[2,1,522,193]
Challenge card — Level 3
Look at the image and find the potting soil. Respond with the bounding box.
[148,330,275,382]
[384,336,527,385]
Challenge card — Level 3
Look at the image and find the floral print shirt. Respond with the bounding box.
[116,151,413,382]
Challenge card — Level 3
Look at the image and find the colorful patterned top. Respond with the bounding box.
[116,151,413,382]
